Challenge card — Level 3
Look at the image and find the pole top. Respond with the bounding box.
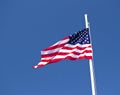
[84,14,89,28]
[84,14,88,16]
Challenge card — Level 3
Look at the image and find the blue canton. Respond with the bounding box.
[68,28,91,45]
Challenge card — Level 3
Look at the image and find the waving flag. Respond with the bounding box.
[32,28,92,68]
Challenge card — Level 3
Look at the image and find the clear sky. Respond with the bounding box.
[0,0,120,95]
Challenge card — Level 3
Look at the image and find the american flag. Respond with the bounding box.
[32,28,93,68]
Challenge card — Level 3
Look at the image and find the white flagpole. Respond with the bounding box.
[84,14,97,95]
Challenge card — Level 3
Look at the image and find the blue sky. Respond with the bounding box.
[0,0,120,95]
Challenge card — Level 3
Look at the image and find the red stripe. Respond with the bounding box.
[77,45,92,50]
[70,50,92,55]
[65,56,92,60]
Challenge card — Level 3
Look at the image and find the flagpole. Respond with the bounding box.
[84,14,97,95]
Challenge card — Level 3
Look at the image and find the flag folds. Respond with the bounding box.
[32,28,92,68]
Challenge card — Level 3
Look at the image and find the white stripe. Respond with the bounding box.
[38,61,48,65]
[65,43,91,48]
[34,66,39,68]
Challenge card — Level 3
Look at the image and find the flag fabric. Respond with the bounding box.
[32,28,93,68]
